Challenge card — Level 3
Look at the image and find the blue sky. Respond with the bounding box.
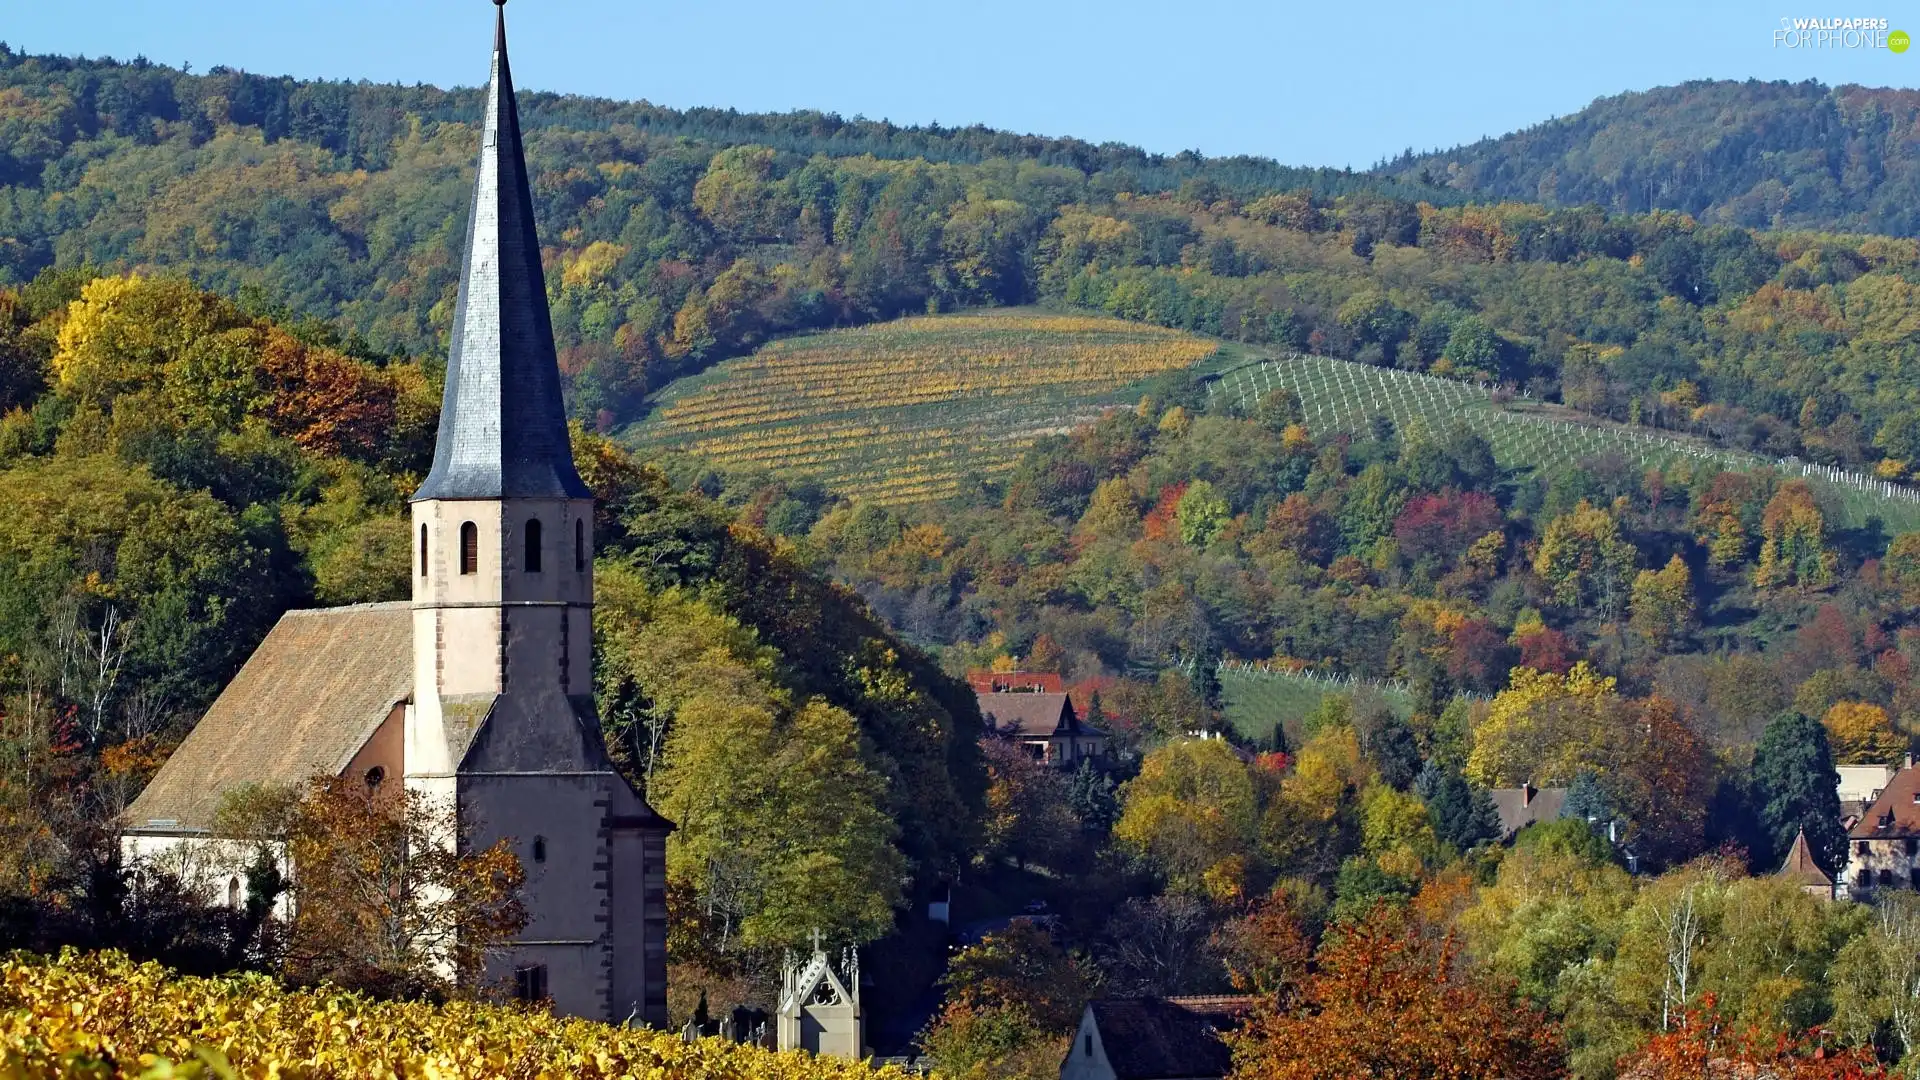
[6,1,1916,168]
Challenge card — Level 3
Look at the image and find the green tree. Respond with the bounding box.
[1176,479,1230,547]
[1749,710,1845,874]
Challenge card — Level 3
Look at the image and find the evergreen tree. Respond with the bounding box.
[1357,704,1422,790]
[1269,721,1290,755]
[1415,761,1500,851]
[1750,710,1846,872]
[1560,770,1613,825]
[1190,641,1223,712]
[1066,762,1119,832]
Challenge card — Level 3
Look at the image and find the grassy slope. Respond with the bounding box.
[627,308,1218,505]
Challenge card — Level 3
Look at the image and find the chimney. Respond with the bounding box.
[1906,752,1914,771]
[1522,782,1536,808]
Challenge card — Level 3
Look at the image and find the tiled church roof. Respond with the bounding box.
[411,2,589,503]
[124,603,413,832]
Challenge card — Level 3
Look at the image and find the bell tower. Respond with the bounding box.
[405,0,669,1025]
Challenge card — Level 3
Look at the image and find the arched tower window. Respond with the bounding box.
[227,876,241,909]
[459,522,478,575]
[575,518,587,572]
[525,519,543,573]
[532,836,547,863]
[418,524,428,578]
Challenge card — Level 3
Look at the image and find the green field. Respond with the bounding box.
[1219,663,1414,747]
[1208,354,1920,534]
[628,310,1217,506]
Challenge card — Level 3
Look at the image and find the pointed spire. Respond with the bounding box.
[414,0,590,503]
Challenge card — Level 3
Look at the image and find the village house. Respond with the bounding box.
[1840,757,1920,898]
[122,1,671,1026]
[1488,783,1567,839]
[976,689,1109,767]
[1060,996,1259,1080]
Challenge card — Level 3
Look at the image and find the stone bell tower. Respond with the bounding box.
[405,0,669,1025]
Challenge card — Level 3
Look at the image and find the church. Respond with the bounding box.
[121,0,672,1026]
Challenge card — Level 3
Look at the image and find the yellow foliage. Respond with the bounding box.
[1823,701,1905,766]
[0,949,906,1079]
[560,240,628,289]
[1466,662,1617,788]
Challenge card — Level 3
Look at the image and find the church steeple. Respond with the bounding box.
[414,0,589,502]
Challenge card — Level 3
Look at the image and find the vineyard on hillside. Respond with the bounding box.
[1209,355,1920,534]
[1213,663,1414,747]
[0,950,901,1080]
[629,310,1217,505]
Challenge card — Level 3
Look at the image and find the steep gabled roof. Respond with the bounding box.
[412,1,589,503]
[1778,828,1833,888]
[1086,997,1258,1080]
[124,603,413,833]
[977,691,1077,738]
[1850,764,1920,839]
[1489,785,1567,838]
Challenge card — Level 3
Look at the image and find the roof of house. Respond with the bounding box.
[124,603,414,833]
[1086,997,1259,1080]
[411,2,589,503]
[966,671,1066,695]
[1489,785,1567,838]
[976,692,1086,738]
[1850,764,1920,840]
[1778,829,1833,888]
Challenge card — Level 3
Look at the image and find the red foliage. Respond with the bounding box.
[1143,483,1188,542]
[1516,628,1579,675]
[1618,998,1883,1079]
[1445,617,1516,693]
[1394,490,1503,563]
[1791,603,1859,675]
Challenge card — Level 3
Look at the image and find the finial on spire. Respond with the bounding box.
[493,0,506,7]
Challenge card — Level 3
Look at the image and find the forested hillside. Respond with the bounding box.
[12,46,1920,482]
[1380,79,1920,236]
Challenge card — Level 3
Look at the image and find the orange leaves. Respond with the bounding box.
[1230,910,1565,1080]
[256,328,398,459]
[1619,998,1883,1080]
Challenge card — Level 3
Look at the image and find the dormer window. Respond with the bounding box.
[460,522,478,575]
[525,519,543,573]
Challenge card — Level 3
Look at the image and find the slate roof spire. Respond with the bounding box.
[414,0,590,503]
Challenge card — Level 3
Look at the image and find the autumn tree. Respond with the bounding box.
[1229,909,1565,1080]
[1822,702,1905,766]
[981,738,1082,871]
[1534,500,1639,618]
[922,922,1090,1080]
[1466,663,1618,788]
[1755,481,1838,589]
[1630,554,1696,650]
[1117,737,1260,900]
[1619,997,1883,1080]
[284,776,527,998]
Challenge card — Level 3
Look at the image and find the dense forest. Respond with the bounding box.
[1382,79,1920,236]
[10,47,1920,486]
